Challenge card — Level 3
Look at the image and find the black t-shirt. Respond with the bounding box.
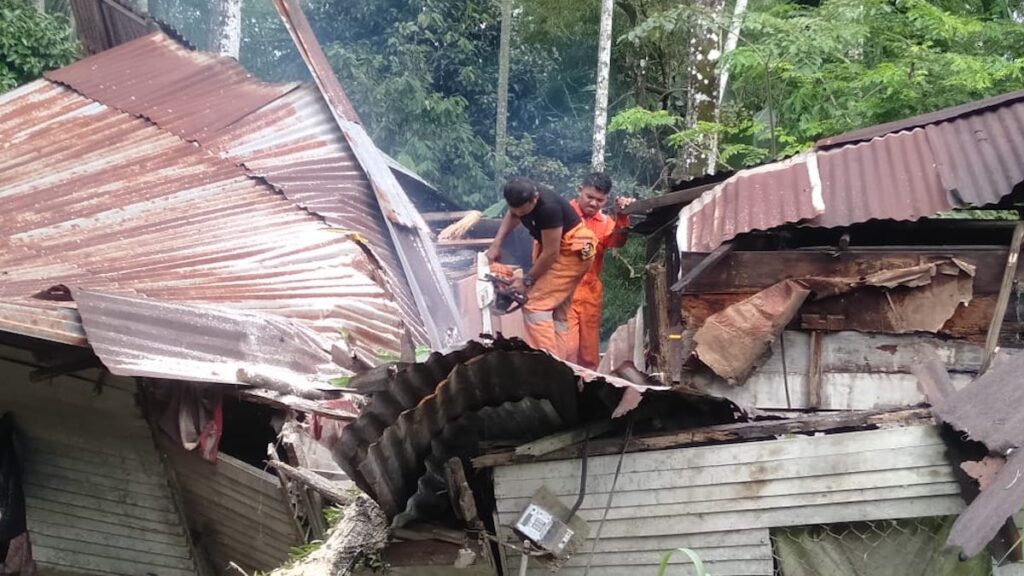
[520,188,581,242]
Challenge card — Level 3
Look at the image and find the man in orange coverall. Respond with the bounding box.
[566,172,634,369]
[486,178,597,358]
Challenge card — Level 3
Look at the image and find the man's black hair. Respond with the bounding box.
[581,172,613,195]
[503,177,538,208]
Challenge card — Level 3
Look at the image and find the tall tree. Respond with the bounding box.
[495,0,512,192]
[680,0,724,178]
[209,0,241,58]
[591,0,614,171]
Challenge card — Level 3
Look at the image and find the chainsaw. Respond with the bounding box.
[475,253,528,333]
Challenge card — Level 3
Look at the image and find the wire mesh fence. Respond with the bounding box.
[770,517,1003,576]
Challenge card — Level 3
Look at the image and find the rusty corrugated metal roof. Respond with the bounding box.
[676,153,823,252]
[272,0,464,347]
[0,79,405,382]
[675,95,1024,251]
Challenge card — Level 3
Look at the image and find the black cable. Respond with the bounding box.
[567,423,590,521]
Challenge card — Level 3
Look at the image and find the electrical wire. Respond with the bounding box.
[582,418,634,576]
[567,423,590,521]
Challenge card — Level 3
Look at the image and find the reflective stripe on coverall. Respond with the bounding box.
[492,222,596,358]
[565,200,629,368]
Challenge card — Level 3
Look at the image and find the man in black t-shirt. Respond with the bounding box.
[486,178,597,358]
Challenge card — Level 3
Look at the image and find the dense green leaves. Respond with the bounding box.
[0,0,78,92]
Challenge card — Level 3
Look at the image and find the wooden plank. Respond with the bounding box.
[27,496,186,536]
[564,544,772,566]
[808,331,823,409]
[436,238,493,249]
[497,466,954,518]
[443,458,483,529]
[678,249,1013,294]
[912,353,958,411]
[30,533,196,571]
[519,560,774,576]
[496,425,942,480]
[984,221,1024,371]
[476,408,934,468]
[31,544,196,576]
[24,484,184,525]
[519,529,769,553]
[507,496,963,540]
[501,482,961,523]
[624,183,719,216]
[25,517,192,559]
[513,421,614,458]
[26,506,189,547]
[672,241,734,292]
[496,444,950,497]
[266,458,352,505]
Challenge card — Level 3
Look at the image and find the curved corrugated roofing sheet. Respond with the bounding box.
[0,79,405,384]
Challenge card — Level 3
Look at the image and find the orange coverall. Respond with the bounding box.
[565,200,629,368]
[491,222,596,358]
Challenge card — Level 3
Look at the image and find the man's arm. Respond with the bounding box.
[528,227,563,281]
[604,197,635,249]
[485,210,520,262]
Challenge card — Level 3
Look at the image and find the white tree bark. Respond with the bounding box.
[209,0,242,59]
[680,0,725,178]
[718,0,748,106]
[495,0,512,193]
[591,0,615,172]
[33,0,44,13]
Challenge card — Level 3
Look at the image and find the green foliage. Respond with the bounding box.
[656,547,709,576]
[0,0,78,92]
[609,108,682,134]
[328,376,352,388]
[600,237,647,341]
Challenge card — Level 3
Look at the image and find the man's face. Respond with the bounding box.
[577,186,609,218]
[509,194,538,218]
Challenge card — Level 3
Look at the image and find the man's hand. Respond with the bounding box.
[615,196,636,213]
[484,246,501,263]
[509,277,527,294]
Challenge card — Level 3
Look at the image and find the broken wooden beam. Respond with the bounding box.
[443,458,484,530]
[472,407,933,468]
[982,222,1024,372]
[513,421,614,459]
[671,241,733,292]
[266,459,352,506]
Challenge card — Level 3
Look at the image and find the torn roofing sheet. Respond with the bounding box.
[676,95,1024,252]
[0,77,406,374]
[936,350,1024,455]
[272,0,463,348]
[74,289,349,390]
[42,32,430,345]
[695,261,975,383]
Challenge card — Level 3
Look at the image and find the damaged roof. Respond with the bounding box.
[672,91,1024,251]
[0,32,458,388]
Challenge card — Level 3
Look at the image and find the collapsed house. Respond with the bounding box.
[335,89,1024,576]
[0,0,479,573]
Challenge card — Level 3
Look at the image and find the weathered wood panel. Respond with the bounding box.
[164,445,302,575]
[0,351,199,576]
[494,426,960,576]
[695,331,980,410]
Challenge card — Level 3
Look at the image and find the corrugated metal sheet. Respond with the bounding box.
[338,339,696,524]
[74,289,349,389]
[272,0,464,348]
[811,129,952,228]
[164,446,301,575]
[494,425,962,576]
[676,153,823,252]
[0,350,198,576]
[0,79,406,381]
[675,94,1024,251]
[46,35,296,144]
[937,347,1024,455]
[818,89,1024,148]
[360,349,584,518]
[40,32,431,345]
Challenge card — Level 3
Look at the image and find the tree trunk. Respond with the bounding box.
[209,0,242,59]
[495,0,512,194]
[718,0,748,106]
[678,0,725,179]
[133,0,149,13]
[33,0,44,13]
[591,0,615,172]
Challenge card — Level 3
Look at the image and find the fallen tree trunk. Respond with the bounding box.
[269,494,389,576]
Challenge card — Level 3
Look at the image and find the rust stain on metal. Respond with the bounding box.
[948,450,1024,557]
[677,95,1024,250]
[0,78,407,375]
